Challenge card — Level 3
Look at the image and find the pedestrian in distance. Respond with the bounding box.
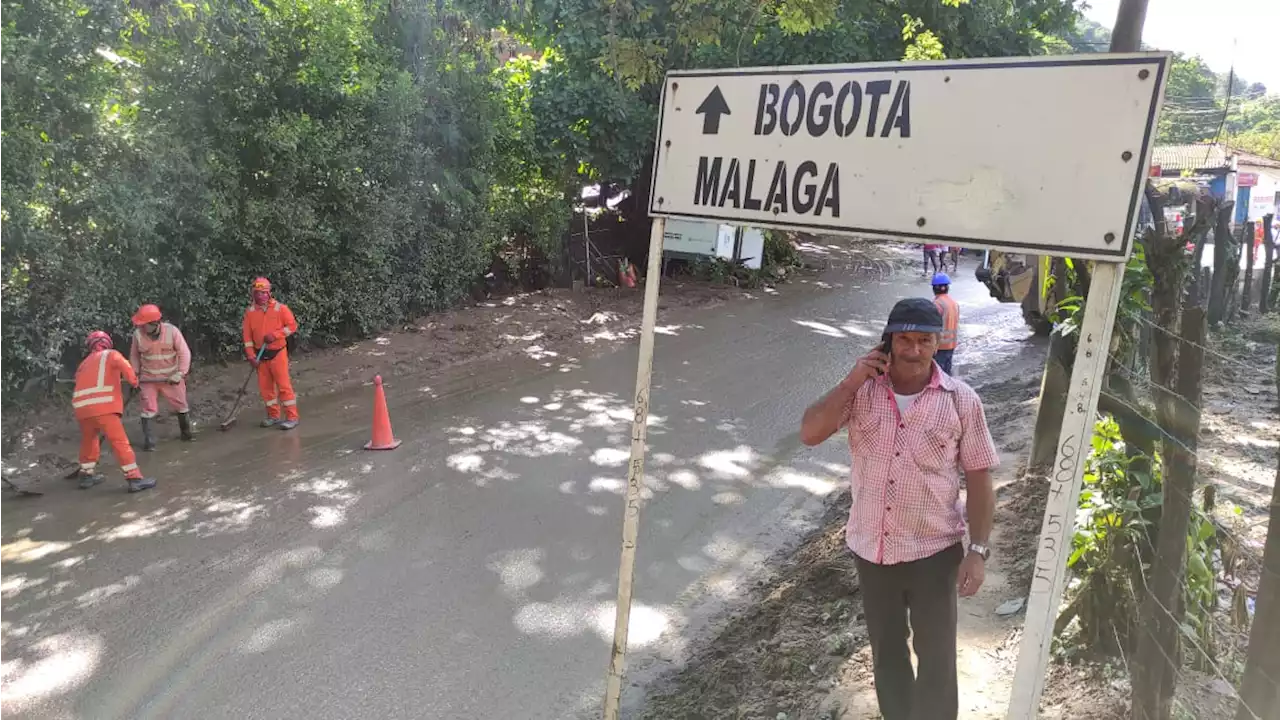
[931,273,959,375]
[242,277,300,430]
[72,331,158,493]
[798,297,998,720]
[129,303,194,449]
[921,244,942,276]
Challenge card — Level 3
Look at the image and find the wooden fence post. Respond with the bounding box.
[1242,220,1256,315]
[1261,214,1275,314]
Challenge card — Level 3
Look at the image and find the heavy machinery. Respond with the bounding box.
[974,251,1060,336]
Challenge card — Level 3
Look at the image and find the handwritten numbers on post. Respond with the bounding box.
[631,390,648,444]
[1032,435,1083,593]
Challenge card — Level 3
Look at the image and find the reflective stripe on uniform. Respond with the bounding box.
[281,326,293,337]
[282,399,297,406]
[73,395,118,409]
[73,352,115,407]
[265,399,279,407]
[934,295,959,350]
[121,463,138,472]
[137,325,179,375]
[141,364,179,376]
[81,463,96,471]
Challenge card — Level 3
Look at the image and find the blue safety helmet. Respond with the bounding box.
[931,272,951,287]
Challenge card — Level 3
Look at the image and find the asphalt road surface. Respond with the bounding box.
[2,258,1036,720]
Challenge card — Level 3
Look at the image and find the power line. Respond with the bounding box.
[1203,45,1237,167]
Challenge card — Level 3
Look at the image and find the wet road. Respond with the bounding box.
[1,257,1037,720]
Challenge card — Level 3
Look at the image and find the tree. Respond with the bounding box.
[489,0,1079,261]
[1,0,516,398]
[1158,54,1223,144]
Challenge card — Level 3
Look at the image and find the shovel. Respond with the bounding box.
[219,345,268,431]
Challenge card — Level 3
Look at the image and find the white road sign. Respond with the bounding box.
[648,54,1169,260]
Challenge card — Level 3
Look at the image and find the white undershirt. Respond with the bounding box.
[893,391,921,416]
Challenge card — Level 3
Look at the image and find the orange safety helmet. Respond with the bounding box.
[85,330,113,351]
[251,277,272,293]
[132,303,162,326]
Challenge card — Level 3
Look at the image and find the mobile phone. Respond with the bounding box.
[876,335,891,374]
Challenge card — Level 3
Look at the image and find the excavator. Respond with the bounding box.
[976,194,1161,335]
[974,252,1060,336]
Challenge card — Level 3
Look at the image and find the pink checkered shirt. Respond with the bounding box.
[840,364,999,565]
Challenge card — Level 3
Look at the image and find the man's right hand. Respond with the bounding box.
[843,347,890,389]
[247,356,260,369]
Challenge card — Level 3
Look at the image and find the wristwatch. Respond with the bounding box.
[968,542,991,560]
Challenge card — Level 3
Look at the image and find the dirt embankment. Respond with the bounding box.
[1,236,911,488]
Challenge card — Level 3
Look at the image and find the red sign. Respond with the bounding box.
[1238,172,1258,187]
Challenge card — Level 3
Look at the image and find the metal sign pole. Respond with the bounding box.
[602,216,667,720]
[1006,259,1126,718]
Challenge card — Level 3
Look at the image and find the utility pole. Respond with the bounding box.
[1109,0,1148,53]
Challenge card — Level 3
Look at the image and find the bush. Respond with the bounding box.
[0,0,542,402]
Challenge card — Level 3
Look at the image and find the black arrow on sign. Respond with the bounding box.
[695,86,731,134]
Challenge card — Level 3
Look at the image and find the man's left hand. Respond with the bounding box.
[958,552,985,597]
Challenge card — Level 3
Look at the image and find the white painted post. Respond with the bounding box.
[602,216,667,720]
[1007,259,1127,718]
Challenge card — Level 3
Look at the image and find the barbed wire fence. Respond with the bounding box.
[1043,199,1279,718]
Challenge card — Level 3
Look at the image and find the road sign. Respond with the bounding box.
[648,54,1169,261]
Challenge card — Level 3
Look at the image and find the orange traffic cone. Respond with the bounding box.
[364,375,401,451]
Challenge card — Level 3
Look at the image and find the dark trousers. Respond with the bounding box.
[854,543,963,720]
[934,349,955,375]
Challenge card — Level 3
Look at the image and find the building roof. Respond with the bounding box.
[1151,143,1280,173]
[1233,149,1280,170]
[1152,144,1230,172]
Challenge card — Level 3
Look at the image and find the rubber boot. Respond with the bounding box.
[278,419,298,431]
[78,471,106,490]
[140,418,156,451]
[178,412,194,441]
[127,477,157,493]
[261,417,279,428]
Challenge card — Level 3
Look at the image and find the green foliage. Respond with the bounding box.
[1159,54,1224,144]
[902,15,947,60]
[1,0,1085,400]
[1,0,521,397]
[496,0,1079,201]
[1060,417,1222,658]
[763,230,802,271]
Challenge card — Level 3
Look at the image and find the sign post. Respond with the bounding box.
[603,215,666,720]
[604,53,1167,719]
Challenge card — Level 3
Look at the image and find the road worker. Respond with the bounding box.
[242,277,300,430]
[73,331,157,493]
[129,304,193,449]
[931,273,960,375]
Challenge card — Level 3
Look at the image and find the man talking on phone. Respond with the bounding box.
[799,297,998,720]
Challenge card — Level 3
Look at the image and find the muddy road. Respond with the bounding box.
[1,257,1042,720]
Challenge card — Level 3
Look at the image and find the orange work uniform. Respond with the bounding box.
[73,349,144,479]
[933,293,960,351]
[242,300,300,421]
